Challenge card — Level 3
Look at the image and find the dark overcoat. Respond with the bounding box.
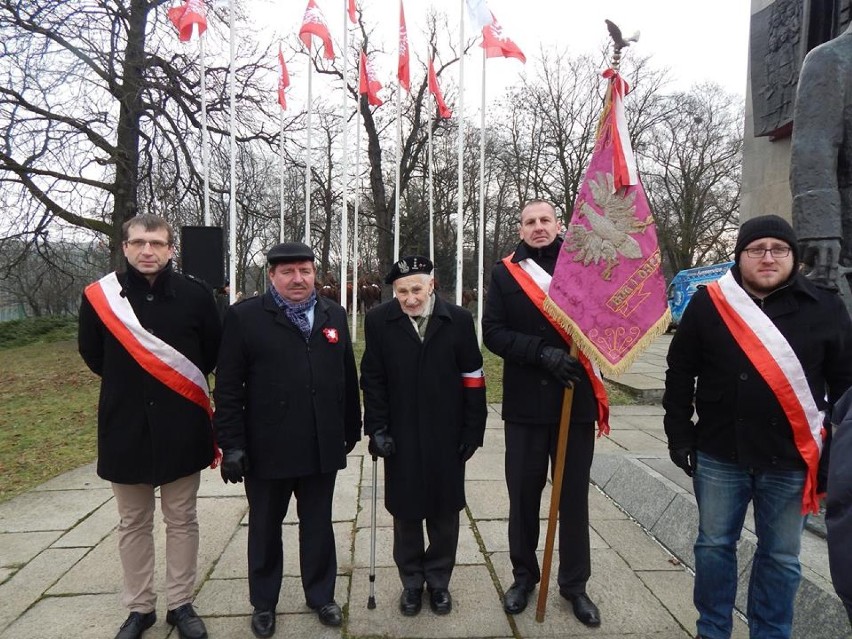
[360,296,487,520]
[213,291,361,479]
[827,387,852,620]
[78,264,221,486]
[482,239,597,425]
[663,267,852,470]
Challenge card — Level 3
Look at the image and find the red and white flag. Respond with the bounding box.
[481,13,526,63]
[398,1,410,91]
[359,50,383,106]
[299,0,335,60]
[348,0,357,23]
[277,46,290,110]
[167,0,207,42]
[428,58,452,119]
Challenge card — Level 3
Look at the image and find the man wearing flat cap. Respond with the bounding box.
[213,241,361,637]
[360,255,487,617]
[663,215,852,639]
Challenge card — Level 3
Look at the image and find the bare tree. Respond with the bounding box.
[639,83,743,275]
[0,0,288,268]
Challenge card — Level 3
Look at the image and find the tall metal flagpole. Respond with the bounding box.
[477,49,486,345]
[455,0,464,305]
[305,57,313,245]
[428,95,435,264]
[393,0,402,262]
[351,103,361,341]
[227,0,237,303]
[279,108,285,242]
[200,33,210,226]
[339,3,350,308]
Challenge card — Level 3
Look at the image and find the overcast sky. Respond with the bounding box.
[246,0,751,110]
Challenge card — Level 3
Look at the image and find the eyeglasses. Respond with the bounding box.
[743,246,791,259]
[125,239,171,250]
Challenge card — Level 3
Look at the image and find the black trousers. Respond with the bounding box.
[393,512,460,590]
[244,471,337,610]
[504,419,595,594]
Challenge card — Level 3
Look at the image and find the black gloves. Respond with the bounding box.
[458,442,478,462]
[669,447,696,477]
[221,449,249,483]
[539,346,583,387]
[368,428,396,458]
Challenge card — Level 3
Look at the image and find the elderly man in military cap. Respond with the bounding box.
[360,256,487,617]
[213,241,361,637]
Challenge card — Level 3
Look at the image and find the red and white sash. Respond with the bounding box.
[84,273,220,466]
[503,255,610,435]
[707,271,824,514]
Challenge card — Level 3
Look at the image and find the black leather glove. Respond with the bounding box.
[345,439,358,455]
[368,428,396,458]
[458,442,478,462]
[669,447,696,477]
[221,449,249,484]
[539,346,583,387]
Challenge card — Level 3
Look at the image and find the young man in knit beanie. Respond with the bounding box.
[663,214,852,639]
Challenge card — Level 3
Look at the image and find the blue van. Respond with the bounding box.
[667,261,735,327]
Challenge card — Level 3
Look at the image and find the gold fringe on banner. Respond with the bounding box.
[543,296,671,379]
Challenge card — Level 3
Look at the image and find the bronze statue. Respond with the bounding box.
[790,22,852,301]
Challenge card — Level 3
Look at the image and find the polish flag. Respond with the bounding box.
[428,58,452,119]
[277,46,290,110]
[481,13,526,63]
[299,0,335,60]
[398,2,410,91]
[359,50,383,106]
[167,0,207,42]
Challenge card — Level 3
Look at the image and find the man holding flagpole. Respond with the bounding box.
[78,214,221,639]
[482,200,602,626]
[664,214,852,639]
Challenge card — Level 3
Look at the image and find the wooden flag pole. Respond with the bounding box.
[535,342,578,622]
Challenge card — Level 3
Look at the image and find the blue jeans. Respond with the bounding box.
[693,452,806,639]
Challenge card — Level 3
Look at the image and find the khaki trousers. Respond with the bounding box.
[111,472,201,613]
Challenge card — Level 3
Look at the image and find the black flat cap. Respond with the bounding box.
[267,241,315,265]
[385,255,433,284]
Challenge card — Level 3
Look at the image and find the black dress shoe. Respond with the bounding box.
[428,588,452,615]
[250,609,276,638]
[399,587,423,616]
[561,591,601,627]
[115,611,156,639]
[503,582,533,615]
[316,601,343,627]
[166,603,208,639]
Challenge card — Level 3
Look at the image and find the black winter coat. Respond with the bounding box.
[663,268,852,470]
[360,296,487,519]
[482,239,597,425]
[78,264,221,486]
[213,291,361,479]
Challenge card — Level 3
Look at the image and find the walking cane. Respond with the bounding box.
[535,343,578,622]
[367,453,378,609]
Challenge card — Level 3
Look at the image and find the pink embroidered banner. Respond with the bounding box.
[544,70,670,377]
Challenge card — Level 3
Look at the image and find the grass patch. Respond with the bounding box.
[0,338,100,502]
[0,315,78,349]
